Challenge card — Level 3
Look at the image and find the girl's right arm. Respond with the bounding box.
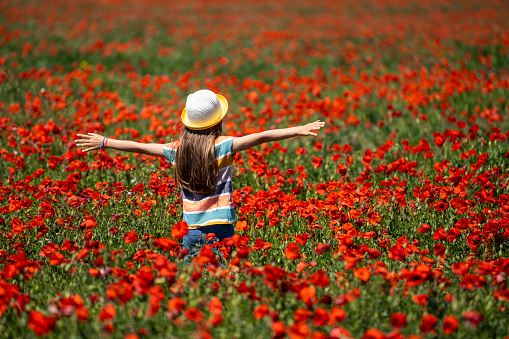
[75,133,167,157]
[231,120,325,153]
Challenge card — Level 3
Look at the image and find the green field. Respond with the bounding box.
[1,0,509,338]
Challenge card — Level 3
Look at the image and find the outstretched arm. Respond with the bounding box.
[74,133,167,157]
[231,120,325,153]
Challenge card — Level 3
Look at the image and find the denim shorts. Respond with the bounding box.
[183,224,235,260]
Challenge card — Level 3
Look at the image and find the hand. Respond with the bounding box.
[75,133,106,152]
[298,120,325,136]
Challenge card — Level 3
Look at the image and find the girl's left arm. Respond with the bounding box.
[231,120,325,153]
[75,133,167,157]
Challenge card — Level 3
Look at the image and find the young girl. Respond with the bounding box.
[75,89,324,259]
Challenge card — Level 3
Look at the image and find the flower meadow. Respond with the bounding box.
[1,0,509,338]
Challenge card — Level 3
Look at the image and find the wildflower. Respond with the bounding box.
[28,311,56,336]
[171,221,188,239]
[419,314,438,334]
[99,304,116,322]
[390,313,407,329]
[285,243,300,260]
[442,315,459,334]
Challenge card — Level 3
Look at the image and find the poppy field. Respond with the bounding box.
[1,0,509,338]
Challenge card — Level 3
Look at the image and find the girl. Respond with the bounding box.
[75,89,324,259]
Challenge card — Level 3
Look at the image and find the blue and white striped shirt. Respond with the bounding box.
[163,136,236,228]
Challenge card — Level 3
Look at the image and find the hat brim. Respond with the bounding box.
[181,94,228,130]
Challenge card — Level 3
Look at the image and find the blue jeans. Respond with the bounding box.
[183,224,235,261]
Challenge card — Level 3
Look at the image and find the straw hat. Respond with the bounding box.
[181,89,228,130]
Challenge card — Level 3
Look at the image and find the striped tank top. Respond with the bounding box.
[163,136,236,228]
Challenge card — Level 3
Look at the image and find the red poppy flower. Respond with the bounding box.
[211,315,223,326]
[388,244,406,261]
[106,281,133,305]
[88,268,99,277]
[312,157,323,168]
[362,328,385,339]
[80,217,97,229]
[0,279,19,315]
[316,183,327,195]
[296,233,310,245]
[362,149,374,166]
[417,223,431,233]
[133,266,154,295]
[419,314,438,334]
[313,308,329,326]
[124,231,138,244]
[153,238,178,251]
[197,245,219,266]
[390,313,407,329]
[295,147,308,156]
[434,134,446,147]
[185,307,204,322]
[412,294,428,306]
[99,304,116,322]
[433,227,447,240]
[10,217,24,234]
[285,243,300,260]
[236,247,251,259]
[443,315,459,334]
[329,307,347,326]
[253,238,271,251]
[28,311,56,336]
[49,251,65,265]
[434,201,448,212]
[254,304,269,319]
[493,289,509,302]
[336,164,347,175]
[272,321,286,338]
[168,298,186,314]
[315,243,330,255]
[463,310,483,327]
[310,270,330,287]
[171,221,188,239]
[353,267,371,283]
[140,200,154,210]
[236,220,250,232]
[433,243,446,256]
[331,153,341,161]
[289,323,309,339]
[77,248,89,259]
[299,286,317,306]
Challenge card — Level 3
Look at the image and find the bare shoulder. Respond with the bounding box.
[165,140,179,149]
[215,136,234,144]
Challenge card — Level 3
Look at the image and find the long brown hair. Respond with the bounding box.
[175,123,222,194]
